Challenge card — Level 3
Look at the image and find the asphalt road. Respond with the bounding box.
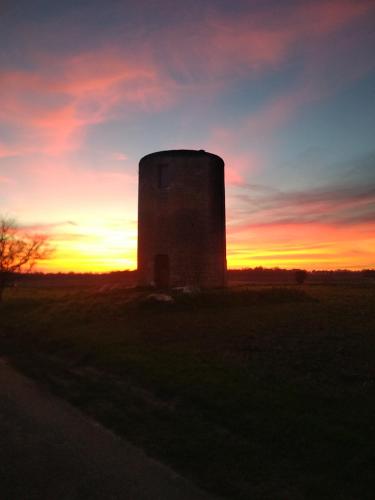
[0,359,216,500]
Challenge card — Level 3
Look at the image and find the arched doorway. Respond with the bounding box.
[154,254,170,288]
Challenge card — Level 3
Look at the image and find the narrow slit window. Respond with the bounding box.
[157,164,169,189]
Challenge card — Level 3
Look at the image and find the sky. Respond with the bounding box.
[1,0,374,272]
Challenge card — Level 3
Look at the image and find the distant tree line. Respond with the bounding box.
[228,267,373,284]
[11,267,374,289]
[15,270,137,288]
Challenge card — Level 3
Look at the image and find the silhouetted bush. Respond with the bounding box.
[295,269,308,285]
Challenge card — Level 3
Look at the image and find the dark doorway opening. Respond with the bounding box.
[154,254,170,288]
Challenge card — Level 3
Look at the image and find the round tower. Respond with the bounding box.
[137,149,226,288]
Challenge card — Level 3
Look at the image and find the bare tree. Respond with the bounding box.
[0,218,51,301]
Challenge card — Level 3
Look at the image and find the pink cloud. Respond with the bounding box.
[0,175,14,184]
[296,0,372,36]
[157,0,373,81]
[5,158,136,212]
[189,1,375,188]
[246,85,314,137]
[205,1,375,157]
[111,152,128,161]
[0,49,177,156]
[0,144,21,159]
[205,128,263,186]
[228,182,375,235]
[1,0,373,159]
[222,151,261,187]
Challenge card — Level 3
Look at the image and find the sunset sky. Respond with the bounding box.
[1,0,374,272]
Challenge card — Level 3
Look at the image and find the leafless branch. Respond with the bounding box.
[0,217,52,299]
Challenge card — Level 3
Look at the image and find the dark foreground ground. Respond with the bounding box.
[1,284,374,499]
[0,358,215,500]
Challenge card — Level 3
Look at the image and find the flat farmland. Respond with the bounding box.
[1,284,374,499]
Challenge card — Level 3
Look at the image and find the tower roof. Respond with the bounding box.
[139,149,224,166]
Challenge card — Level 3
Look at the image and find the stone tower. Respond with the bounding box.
[137,149,226,288]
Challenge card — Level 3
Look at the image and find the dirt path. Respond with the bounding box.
[0,359,216,500]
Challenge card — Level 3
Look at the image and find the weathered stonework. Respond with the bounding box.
[137,150,226,288]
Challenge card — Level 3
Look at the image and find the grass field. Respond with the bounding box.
[1,284,375,499]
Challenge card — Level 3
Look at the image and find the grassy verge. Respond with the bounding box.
[1,285,375,499]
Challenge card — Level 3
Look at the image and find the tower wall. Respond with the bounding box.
[137,150,226,288]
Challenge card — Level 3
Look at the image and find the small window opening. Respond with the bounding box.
[157,164,169,189]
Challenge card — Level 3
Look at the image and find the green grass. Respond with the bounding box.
[1,284,375,499]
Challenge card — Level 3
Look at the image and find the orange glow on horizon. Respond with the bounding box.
[226,221,375,270]
[34,220,375,273]
[37,222,137,273]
